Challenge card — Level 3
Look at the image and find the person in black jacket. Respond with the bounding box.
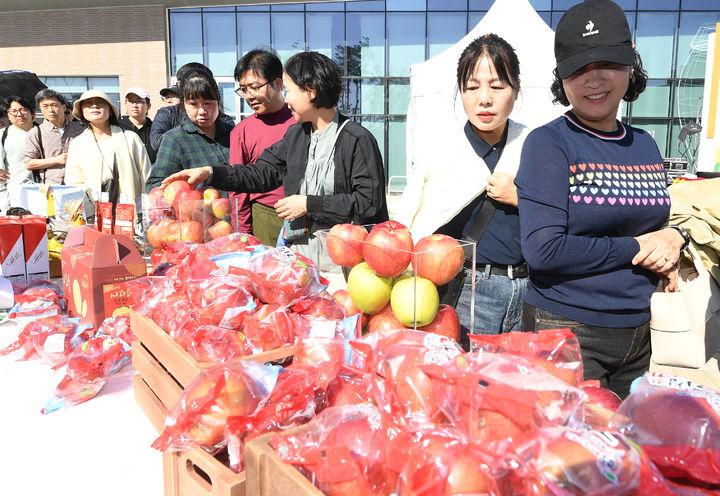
[160,51,388,268]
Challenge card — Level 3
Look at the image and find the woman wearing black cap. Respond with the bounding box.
[515,0,687,398]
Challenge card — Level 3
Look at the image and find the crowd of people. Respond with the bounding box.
[0,0,692,398]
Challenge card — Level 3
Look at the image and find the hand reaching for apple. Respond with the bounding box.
[486,172,517,206]
[161,166,212,189]
[274,195,307,220]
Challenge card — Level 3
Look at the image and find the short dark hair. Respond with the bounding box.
[457,33,520,93]
[550,49,648,106]
[181,75,222,103]
[176,62,214,87]
[35,88,67,107]
[284,51,342,109]
[234,48,283,83]
[7,94,36,114]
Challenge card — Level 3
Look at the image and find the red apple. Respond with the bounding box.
[208,220,233,240]
[332,289,368,329]
[419,304,460,342]
[367,310,408,333]
[581,382,622,412]
[173,188,203,220]
[180,219,204,243]
[362,222,413,277]
[444,452,492,495]
[163,220,182,245]
[211,198,232,219]
[203,188,221,202]
[150,248,167,265]
[163,180,191,205]
[413,234,465,286]
[149,186,168,207]
[146,223,163,248]
[326,223,368,268]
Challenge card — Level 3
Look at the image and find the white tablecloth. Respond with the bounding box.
[0,320,163,495]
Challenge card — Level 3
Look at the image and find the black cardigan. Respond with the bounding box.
[210,114,388,227]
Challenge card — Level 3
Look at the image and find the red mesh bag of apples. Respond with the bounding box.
[609,372,720,489]
[506,426,651,496]
[421,351,586,446]
[271,403,391,496]
[226,368,323,473]
[240,303,300,352]
[349,329,464,425]
[229,246,325,307]
[183,276,256,328]
[151,361,280,453]
[182,325,254,363]
[469,328,583,387]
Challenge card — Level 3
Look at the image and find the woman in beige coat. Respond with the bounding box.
[65,90,150,210]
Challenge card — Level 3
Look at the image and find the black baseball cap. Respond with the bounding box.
[555,0,634,80]
[160,85,180,98]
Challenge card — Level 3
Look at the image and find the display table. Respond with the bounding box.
[0,320,163,495]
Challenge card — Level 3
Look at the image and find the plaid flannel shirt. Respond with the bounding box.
[145,116,231,192]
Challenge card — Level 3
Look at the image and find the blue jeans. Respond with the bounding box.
[456,266,527,336]
[522,303,651,399]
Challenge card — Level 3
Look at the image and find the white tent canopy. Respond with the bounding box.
[404,0,566,181]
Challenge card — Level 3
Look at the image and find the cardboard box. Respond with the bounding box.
[245,429,323,496]
[0,218,26,284]
[61,226,146,327]
[21,216,50,283]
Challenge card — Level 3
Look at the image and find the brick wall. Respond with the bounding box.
[0,6,168,118]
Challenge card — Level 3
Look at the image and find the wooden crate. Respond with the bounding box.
[133,374,246,496]
[132,340,184,409]
[245,429,323,496]
[130,310,294,389]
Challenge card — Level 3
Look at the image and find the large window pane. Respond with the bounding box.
[272,13,305,63]
[468,0,492,9]
[42,77,90,94]
[347,13,385,77]
[307,13,344,64]
[238,13,270,57]
[469,11,485,28]
[638,0,678,9]
[633,119,669,158]
[389,82,411,114]
[387,13,425,76]
[387,0,426,11]
[428,13,467,58]
[170,13,203,74]
[631,81,671,118]
[678,13,720,79]
[219,82,237,123]
[635,13,677,78]
[204,13,236,77]
[306,2,344,11]
[344,78,384,115]
[528,0,551,10]
[682,0,720,9]
[388,118,407,181]
[270,3,304,11]
[428,0,466,11]
[346,1,385,11]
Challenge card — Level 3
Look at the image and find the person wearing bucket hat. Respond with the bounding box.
[65,89,150,216]
[514,0,687,399]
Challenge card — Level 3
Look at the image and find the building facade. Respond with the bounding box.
[1,0,719,182]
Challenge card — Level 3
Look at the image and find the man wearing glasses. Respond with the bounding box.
[229,49,295,246]
[23,89,84,184]
[1,95,36,209]
[119,87,156,163]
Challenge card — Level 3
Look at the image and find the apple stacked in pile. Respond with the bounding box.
[327,221,465,342]
[146,180,233,261]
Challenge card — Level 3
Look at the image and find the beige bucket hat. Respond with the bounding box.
[72,89,119,121]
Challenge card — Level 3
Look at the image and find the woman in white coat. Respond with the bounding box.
[65,90,150,212]
[396,34,530,336]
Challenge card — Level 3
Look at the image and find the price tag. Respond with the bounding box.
[43,333,66,354]
[309,319,337,339]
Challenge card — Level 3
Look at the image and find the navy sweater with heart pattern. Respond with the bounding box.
[515,112,669,327]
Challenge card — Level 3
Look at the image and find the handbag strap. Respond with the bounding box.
[465,193,496,245]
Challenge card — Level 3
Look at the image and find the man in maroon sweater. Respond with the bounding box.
[230,49,296,246]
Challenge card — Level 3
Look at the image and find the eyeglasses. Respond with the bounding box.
[8,108,30,116]
[235,81,270,96]
[126,99,147,105]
